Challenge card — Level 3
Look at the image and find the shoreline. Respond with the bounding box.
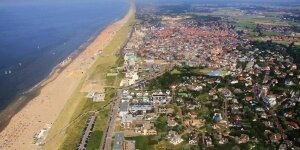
[0,13,123,133]
[0,1,134,149]
[0,0,132,130]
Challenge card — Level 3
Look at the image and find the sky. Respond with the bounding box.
[136,0,300,6]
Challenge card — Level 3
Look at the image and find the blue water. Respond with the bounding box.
[0,0,129,110]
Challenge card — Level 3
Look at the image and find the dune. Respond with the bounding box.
[0,2,134,150]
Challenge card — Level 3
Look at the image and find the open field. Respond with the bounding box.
[126,135,192,150]
[211,8,244,17]
[44,4,136,150]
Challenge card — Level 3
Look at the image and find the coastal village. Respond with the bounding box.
[106,4,300,150]
[2,2,299,150]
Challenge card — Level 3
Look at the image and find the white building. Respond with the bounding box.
[119,102,129,117]
[263,95,277,107]
[168,131,183,145]
[151,91,170,105]
[129,104,152,112]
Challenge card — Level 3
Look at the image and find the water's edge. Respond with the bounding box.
[0,10,127,131]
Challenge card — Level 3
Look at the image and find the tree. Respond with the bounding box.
[155,115,168,133]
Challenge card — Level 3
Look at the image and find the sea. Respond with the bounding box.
[0,0,129,111]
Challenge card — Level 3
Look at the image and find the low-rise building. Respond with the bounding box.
[119,102,129,117]
[263,95,277,107]
[167,131,183,145]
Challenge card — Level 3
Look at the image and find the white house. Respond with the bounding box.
[263,95,276,107]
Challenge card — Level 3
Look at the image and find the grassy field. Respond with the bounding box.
[44,6,136,150]
[171,68,182,75]
[235,16,257,30]
[211,8,243,17]
[126,136,157,150]
[126,135,191,150]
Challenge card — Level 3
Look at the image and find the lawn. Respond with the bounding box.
[59,91,112,150]
[125,136,157,150]
[154,140,187,150]
[171,68,182,75]
[262,31,280,36]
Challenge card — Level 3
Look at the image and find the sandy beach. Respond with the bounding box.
[0,2,134,150]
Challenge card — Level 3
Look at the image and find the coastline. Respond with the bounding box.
[0,9,124,132]
[0,1,134,149]
[0,14,123,132]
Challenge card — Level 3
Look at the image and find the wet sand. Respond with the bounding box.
[0,2,134,150]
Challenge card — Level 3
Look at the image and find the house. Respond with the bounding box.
[142,122,157,135]
[134,121,157,135]
[123,140,135,150]
[188,133,198,145]
[157,107,174,114]
[235,134,249,144]
[285,79,295,86]
[288,121,299,129]
[245,96,253,101]
[231,80,238,84]
[167,117,178,127]
[151,92,169,105]
[263,95,277,107]
[213,113,223,123]
[204,136,212,147]
[269,133,281,143]
[167,131,183,145]
[121,114,133,129]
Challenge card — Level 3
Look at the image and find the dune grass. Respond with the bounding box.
[44,6,136,150]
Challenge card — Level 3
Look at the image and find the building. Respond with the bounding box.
[86,92,105,102]
[93,92,105,102]
[134,121,157,135]
[122,114,133,129]
[157,107,174,114]
[123,140,135,150]
[213,113,223,123]
[167,131,183,145]
[119,102,129,117]
[151,92,169,105]
[235,134,249,144]
[129,104,152,112]
[263,95,277,107]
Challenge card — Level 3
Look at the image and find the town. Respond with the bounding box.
[108,3,300,150]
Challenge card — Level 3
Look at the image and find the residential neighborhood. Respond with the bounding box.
[110,3,300,150]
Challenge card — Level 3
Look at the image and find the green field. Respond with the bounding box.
[126,135,195,150]
[126,136,157,150]
[171,68,182,75]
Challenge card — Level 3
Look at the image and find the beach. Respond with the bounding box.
[0,2,134,149]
